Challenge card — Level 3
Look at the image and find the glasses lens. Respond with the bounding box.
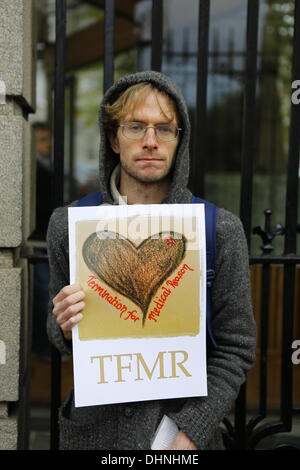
[156,124,177,141]
[123,122,145,139]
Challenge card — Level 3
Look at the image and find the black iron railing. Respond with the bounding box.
[50,0,67,451]
[23,0,299,450]
[151,0,163,71]
[192,0,210,198]
[103,0,115,92]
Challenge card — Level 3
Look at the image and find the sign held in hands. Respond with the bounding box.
[68,204,207,407]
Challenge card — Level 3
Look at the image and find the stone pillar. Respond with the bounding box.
[0,0,36,450]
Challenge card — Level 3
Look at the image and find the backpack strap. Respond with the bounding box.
[76,191,103,207]
[192,195,218,348]
[76,191,217,348]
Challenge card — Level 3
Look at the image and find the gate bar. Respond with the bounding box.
[53,0,66,208]
[192,0,211,198]
[239,0,259,247]
[50,0,67,451]
[235,0,259,449]
[250,255,300,264]
[258,264,270,418]
[104,0,115,92]
[151,0,163,71]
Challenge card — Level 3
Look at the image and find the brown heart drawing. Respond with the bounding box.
[82,231,186,324]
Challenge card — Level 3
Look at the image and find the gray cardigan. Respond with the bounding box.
[46,71,256,450]
[47,205,256,450]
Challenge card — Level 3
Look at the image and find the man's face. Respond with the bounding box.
[35,129,52,158]
[110,90,179,184]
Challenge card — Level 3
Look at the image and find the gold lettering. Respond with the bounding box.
[90,355,113,384]
[134,351,168,381]
[91,350,192,384]
[114,354,133,382]
[169,350,192,378]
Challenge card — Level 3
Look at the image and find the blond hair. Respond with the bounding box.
[102,82,180,137]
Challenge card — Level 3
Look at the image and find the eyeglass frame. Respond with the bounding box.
[118,121,182,142]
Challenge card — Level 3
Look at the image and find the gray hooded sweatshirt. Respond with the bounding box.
[46,71,256,450]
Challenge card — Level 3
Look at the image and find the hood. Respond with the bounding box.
[98,70,192,204]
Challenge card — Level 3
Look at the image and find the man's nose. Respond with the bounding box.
[142,127,159,148]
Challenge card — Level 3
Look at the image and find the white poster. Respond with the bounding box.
[68,203,207,407]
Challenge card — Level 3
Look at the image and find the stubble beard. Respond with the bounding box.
[120,159,173,185]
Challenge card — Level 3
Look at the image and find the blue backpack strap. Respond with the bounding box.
[192,195,218,348]
[76,191,103,207]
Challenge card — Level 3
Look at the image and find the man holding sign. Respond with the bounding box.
[47,71,256,450]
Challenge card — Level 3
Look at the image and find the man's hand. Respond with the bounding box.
[52,283,85,340]
[165,431,197,450]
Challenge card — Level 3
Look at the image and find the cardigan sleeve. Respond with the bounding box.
[46,206,73,355]
[167,208,257,449]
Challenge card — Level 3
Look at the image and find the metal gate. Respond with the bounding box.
[32,0,300,450]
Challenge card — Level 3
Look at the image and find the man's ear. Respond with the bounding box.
[109,132,120,154]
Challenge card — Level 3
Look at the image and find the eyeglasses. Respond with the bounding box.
[119,122,182,142]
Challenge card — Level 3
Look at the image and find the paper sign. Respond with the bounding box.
[68,204,207,407]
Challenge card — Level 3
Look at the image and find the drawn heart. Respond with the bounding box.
[82,231,186,323]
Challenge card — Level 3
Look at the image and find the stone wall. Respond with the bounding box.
[0,0,36,450]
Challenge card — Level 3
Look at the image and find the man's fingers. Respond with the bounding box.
[53,283,83,305]
[56,301,85,326]
[165,431,197,450]
[60,313,84,333]
[52,284,85,341]
[53,290,85,317]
